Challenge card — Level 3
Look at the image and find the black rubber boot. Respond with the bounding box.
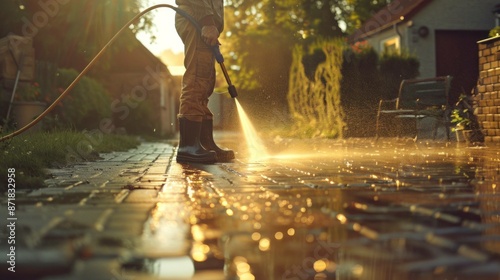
[176,118,217,164]
[200,119,235,162]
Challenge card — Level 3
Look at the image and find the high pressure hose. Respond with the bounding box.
[0,4,237,142]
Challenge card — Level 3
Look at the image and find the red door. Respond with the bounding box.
[435,30,489,104]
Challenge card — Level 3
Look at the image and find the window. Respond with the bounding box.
[381,36,400,54]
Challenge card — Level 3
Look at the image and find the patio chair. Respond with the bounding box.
[375,76,453,141]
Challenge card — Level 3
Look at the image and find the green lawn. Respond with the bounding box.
[0,130,141,191]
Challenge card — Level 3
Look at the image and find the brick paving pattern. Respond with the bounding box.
[1,138,500,280]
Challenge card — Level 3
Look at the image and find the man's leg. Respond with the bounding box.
[200,118,235,162]
[175,12,216,163]
[197,50,235,162]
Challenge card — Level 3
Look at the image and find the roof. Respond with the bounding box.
[348,0,432,43]
[111,30,170,75]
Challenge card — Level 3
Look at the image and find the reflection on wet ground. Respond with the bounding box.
[130,138,500,280]
[1,137,499,280]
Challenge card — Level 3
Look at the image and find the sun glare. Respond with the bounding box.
[137,0,185,55]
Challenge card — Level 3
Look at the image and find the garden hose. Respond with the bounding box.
[0,4,236,142]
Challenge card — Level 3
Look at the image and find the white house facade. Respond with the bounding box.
[350,0,498,102]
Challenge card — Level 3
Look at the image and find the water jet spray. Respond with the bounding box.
[235,99,269,161]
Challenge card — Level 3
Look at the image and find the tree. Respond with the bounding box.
[345,0,392,34]
[220,0,395,128]
[222,0,305,126]
[300,0,345,38]
[1,0,153,71]
[0,1,25,37]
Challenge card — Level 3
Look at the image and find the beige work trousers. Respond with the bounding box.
[175,7,216,122]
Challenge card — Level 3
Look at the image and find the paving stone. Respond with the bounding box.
[123,189,160,203]
[0,244,76,280]
[40,259,123,280]
[5,140,500,279]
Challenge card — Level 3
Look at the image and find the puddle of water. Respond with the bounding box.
[133,140,500,279]
[121,256,195,279]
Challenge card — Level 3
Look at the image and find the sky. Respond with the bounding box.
[136,0,185,56]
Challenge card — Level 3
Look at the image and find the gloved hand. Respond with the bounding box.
[201,25,220,46]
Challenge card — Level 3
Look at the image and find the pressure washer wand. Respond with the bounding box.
[212,44,238,98]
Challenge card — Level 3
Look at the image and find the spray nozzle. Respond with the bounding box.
[228,85,238,98]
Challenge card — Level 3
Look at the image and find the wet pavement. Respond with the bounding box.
[1,135,500,280]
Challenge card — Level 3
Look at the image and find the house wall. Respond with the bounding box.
[364,0,497,78]
[476,36,500,142]
[410,0,497,77]
[160,77,180,136]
